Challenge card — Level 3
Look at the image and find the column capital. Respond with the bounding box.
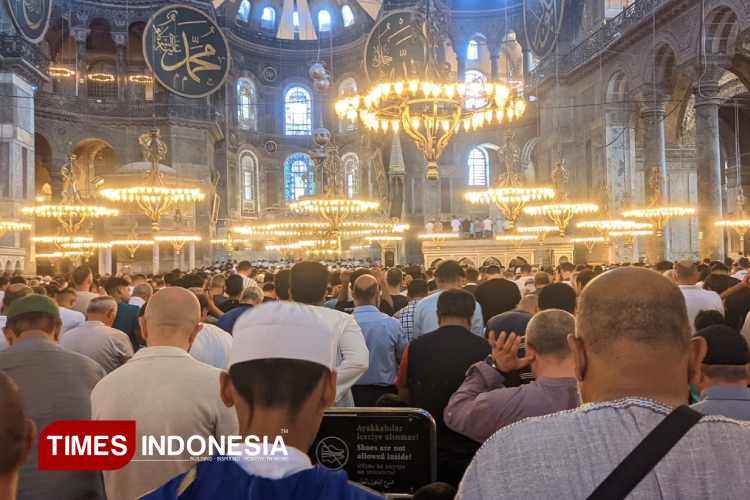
[112,32,128,48]
[70,27,90,43]
[636,88,671,118]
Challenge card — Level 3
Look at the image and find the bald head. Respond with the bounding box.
[142,287,201,349]
[576,268,691,357]
[2,284,32,313]
[673,260,698,285]
[0,371,34,476]
[353,275,379,306]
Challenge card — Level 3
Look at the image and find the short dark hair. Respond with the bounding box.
[290,261,328,305]
[519,264,532,274]
[413,482,457,500]
[694,310,726,331]
[6,311,60,336]
[434,261,465,283]
[407,279,429,299]
[375,394,409,407]
[225,275,244,296]
[132,274,147,284]
[104,277,129,296]
[576,270,596,290]
[56,288,76,300]
[194,292,209,312]
[656,260,675,272]
[3,286,31,308]
[560,262,575,273]
[237,261,252,272]
[31,286,47,296]
[710,262,729,273]
[71,265,92,286]
[262,283,275,292]
[229,359,330,418]
[486,265,501,275]
[702,274,736,294]
[0,277,9,288]
[163,272,175,285]
[386,268,403,287]
[739,257,749,268]
[275,269,292,300]
[538,283,577,314]
[466,268,480,282]
[436,289,475,322]
[182,274,205,289]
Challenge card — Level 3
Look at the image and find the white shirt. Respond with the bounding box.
[0,316,6,351]
[515,276,535,295]
[678,284,724,333]
[91,346,238,500]
[59,307,85,335]
[60,320,133,373]
[189,323,233,369]
[451,219,461,232]
[425,222,435,233]
[129,296,146,308]
[732,270,747,281]
[240,275,258,290]
[483,219,493,231]
[315,306,370,407]
[235,444,312,480]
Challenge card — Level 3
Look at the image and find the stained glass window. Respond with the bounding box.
[318,10,331,32]
[240,151,257,213]
[261,7,275,29]
[285,153,314,201]
[284,86,312,136]
[468,147,488,186]
[343,153,359,198]
[237,78,256,131]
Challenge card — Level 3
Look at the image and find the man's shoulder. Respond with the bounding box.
[60,307,85,320]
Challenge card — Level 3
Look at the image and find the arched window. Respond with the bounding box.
[467,40,479,61]
[284,86,312,136]
[338,77,358,131]
[293,10,300,31]
[342,5,355,27]
[261,6,276,29]
[465,70,487,109]
[236,0,251,23]
[468,147,488,186]
[285,153,314,201]
[239,151,258,214]
[342,153,359,197]
[318,10,331,31]
[237,78,257,131]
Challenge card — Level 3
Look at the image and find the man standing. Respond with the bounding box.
[60,296,134,373]
[463,268,480,295]
[445,310,579,443]
[473,264,521,326]
[473,219,483,239]
[290,261,369,408]
[483,216,493,238]
[674,260,724,333]
[105,277,142,351]
[208,274,228,309]
[460,217,471,238]
[514,264,534,295]
[386,268,408,313]
[558,261,575,284]
[235,261,258,290]
[71,264,99,315]
[129,283,152,308]
[189,292,233,370]
[0,295,106,500]
[218,275,244,313]
[458,268,750,499]
[351,275,407,406]
[91,287,238,500]
[531,272,550,295]
[395,278,429,342]
[425,219,435,233]
[691,325,750,420]
[216,286,264,334]
[55,288,77,311]
[451,215,461,233]
[397,290,490,486]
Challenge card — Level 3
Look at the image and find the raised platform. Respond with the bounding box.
[420,236,575,269]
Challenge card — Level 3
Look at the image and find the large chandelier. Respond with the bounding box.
[23,155,118,234]
[610,229,654,249]
[716,188,750,254]
[496,233,536,250]
[465,133,555,229]
[334,0,526,181]
[0,193,31,238]
[524,160,598,236]
[417,212,458,249]
[516,225,559,244]
[622,167,695,237]
[100,129,205,231]
[576,185,652,242]
[571,236,608,254]
[153,211,201,255]
[211,223,250,256]
[60,241,113,263]
[110,222,154,258]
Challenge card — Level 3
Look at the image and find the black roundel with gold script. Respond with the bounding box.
[364,11,425,84]
[524,0,566,60]
[6,0,53,43]
[143,5,230,99]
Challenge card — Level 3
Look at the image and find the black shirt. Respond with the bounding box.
[218,299,240,313]
[474,278,522,325]
[391,294,408,314]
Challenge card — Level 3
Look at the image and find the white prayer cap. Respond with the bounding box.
[229,301,335,370]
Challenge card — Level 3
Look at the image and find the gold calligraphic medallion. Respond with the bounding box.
[523,0,565,60]
[143,5,230,98]
[6,0,52,43]
[364,11,426,85]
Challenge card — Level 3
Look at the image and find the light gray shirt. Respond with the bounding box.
[60,320,134,373]
[0,336,106,500]
[91,346,239,500]
[458,397,750,499]
[74,290,100,315]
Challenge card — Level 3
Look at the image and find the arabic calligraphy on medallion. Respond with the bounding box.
[143,5,230,98]
[6,0,52,43]
[524,0,565,60]
[364,11,425,84]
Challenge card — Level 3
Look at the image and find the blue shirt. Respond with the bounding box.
[412,290,484,339]
[351,305,407,386]
[691,385,750,421]
[112,302,141,350]
[217,304,254,334]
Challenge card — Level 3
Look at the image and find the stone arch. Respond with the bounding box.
[72,138,116,196]
[520,137,539,185]
[14,261,22,273]
[429,258,445,268]
[704,6,740,56]
[458,257,476,267]
[4,261,11,273]
[606,71,629,103]
[482,257,502,266]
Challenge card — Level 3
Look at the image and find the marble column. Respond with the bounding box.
[694,76,725,260]
[179,247,186,271]
[456,55,466,80]
[639,91,671,263]
[487,40,501,80]
[152,242,160,275]
[104,248,112,275]
[98,248,106,275]
[71,28,89,97]
[113,33,128,101]
[523,50,532,82]
[188,242,195,271]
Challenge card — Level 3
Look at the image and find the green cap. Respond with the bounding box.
[7,295,60,320]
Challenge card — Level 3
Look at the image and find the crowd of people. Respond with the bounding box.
[424,215,510,238]
[2,254,750,499]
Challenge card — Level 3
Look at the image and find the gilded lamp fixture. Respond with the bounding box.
[716,188,750,254]
[153,211,201,255]
[100,129,205,231]
[465,133,555,229]
[516,225,559,244]
[23,154,118,234]
[110,221,154,258]
[571,236,608,254]
[576,185,653,243]
[524,160,598,236]
[417,212,459,249]
[622,167,695,237]
[334,0,526,181]
[0,194,32,238]
[496,233,536,250]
